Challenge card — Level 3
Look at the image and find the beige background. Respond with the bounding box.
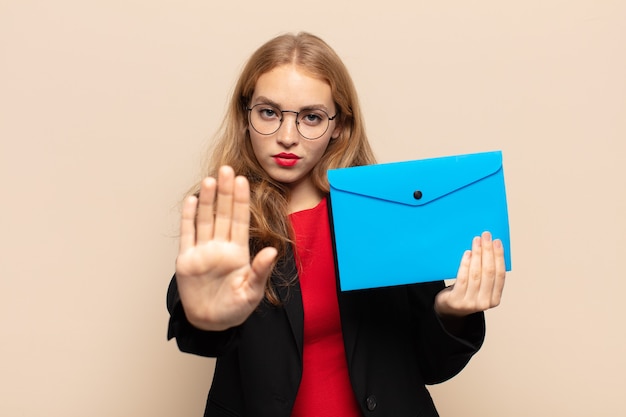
[1,1,624,416]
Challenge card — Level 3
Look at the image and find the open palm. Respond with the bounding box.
[175,166,277,331]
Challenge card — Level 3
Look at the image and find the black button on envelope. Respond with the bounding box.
[327,150,512,291]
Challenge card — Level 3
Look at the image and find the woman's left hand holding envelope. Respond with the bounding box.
[434,231,506,317]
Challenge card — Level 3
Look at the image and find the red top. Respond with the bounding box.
[289,198,362,417]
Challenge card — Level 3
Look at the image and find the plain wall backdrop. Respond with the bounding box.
[1,1,624,416]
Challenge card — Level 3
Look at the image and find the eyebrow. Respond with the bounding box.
[252,96,331,112]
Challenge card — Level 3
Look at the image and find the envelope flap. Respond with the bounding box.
[327,151,503,206]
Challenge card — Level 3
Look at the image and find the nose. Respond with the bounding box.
[276,112,300,147]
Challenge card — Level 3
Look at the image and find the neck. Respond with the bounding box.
[287,179,325,214]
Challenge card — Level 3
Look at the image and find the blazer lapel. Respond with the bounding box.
[328,198,364,364]
[276,247,304,361]
[337,285,363,365]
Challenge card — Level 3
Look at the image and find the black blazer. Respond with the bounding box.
[167,247,486,417]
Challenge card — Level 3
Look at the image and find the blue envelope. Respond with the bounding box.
[327,150,511,291]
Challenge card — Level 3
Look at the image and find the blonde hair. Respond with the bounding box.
[194,32,376,303]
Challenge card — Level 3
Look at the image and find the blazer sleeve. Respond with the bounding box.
[166,274,240,357]
[408,281,486,385]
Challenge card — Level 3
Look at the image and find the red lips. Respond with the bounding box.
[273,153,300,167]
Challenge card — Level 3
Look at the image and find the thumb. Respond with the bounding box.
[434,286,454,317]
[249,247,278,288]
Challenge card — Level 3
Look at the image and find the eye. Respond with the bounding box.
[257,106,280,120]
[299,110,325,126]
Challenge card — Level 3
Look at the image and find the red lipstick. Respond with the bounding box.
[273,153,300,167]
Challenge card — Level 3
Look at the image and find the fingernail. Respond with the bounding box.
[494,239,502,249]
[482,231,492,243]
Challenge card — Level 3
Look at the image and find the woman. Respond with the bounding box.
[167,32,506,417]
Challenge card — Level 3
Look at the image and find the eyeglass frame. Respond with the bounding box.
[245,103,338,140]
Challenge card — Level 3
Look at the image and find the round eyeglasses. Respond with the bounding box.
[246,103,337,140]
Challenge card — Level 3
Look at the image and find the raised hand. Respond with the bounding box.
[434,231,506,317]
[175,166,277,331]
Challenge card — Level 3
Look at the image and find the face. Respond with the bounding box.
[248,64,341,195]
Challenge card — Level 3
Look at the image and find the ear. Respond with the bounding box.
[331,123,342,140]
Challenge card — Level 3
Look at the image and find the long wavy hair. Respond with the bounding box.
[193,32,376,304]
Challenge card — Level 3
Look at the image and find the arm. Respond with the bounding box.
[412,231,507,383]
[409,281,485,385]
[166,274,240,357]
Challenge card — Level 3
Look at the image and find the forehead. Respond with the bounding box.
[252,64,334,108]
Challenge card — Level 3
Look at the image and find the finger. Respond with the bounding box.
[231,175,251,246]
[196,177,217,244]
[249,247,278,291]
[491,239,507,306]
[213,166,235,241]
[453,249,472,296]
[179,195,198,253]
[464,235,483,302]
[477,231,496,308]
